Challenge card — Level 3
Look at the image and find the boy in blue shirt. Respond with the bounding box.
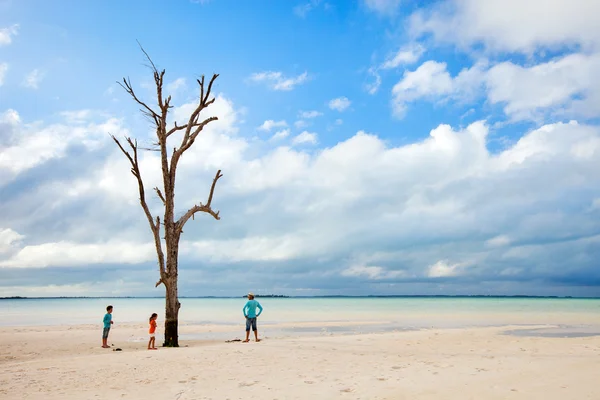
[102,305,113,348]
[242,293,263,342]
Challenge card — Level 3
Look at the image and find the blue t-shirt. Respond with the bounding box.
[103,313,112,329]
[243,300,263,318]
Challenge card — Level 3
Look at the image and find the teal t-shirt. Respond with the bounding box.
[243,300,263,318]
[103,313,112,328]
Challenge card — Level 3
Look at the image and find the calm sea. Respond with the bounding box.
[2,297,599,333]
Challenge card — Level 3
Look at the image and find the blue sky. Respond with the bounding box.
[1,0,600,297]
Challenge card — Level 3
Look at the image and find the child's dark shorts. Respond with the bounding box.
[245,317,257,332]
[102,327,110,339]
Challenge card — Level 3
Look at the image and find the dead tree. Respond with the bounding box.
[111,48,222,347]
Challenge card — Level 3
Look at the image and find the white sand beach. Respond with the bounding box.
[1,322,599,400]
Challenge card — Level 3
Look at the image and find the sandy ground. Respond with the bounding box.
[1,323,599,399]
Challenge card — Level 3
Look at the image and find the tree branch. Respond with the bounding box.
[110,134,166,280]
[117,77,160,124]
[176,170,223,230]
[154,187,166,205]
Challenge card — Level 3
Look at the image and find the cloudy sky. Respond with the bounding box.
[1,0,600,297]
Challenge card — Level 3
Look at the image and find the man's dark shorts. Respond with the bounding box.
[245,317,257,332]
[102,327,110,339]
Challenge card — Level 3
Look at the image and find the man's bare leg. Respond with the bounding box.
[243,330,250,342]
[254,330,260,342]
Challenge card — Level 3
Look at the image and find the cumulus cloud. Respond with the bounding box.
[3,94,600,295]
[258,119,288,132]
[249,71,309,91]
[299,110,323,119]
[328,96,351,112]
[0,24,18,46]
[292,131,318,145]
[391,53,600,121]
[22,69,45,89]
[409,0,600,54]
[270,129,290,141]
[381,44,426,69]
[391,60,487,118]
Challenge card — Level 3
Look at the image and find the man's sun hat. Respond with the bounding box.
[248,292,254,297]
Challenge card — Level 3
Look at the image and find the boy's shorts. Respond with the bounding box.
[149,333,155,338]
[102,327,110,339]
[245,317,257,332]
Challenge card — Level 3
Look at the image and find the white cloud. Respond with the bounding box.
[0,24,18,46]
[166,77,186,93]
[294,0,322,17]
[341,265,405,280]
[427,260,465,277]
[0,228,24,254]
[249,71,309,91]
[410,0,600,54]
[270,129,290,141]
[335,119,343,125]
[328,96,351,112]
[22,69,45,89]
[258,119,288,132]
[486,53,600,121]
[390,59,487,118]
[0,240,156,268]
[299,110,323,119]
[295,120,309,129]
[364,0,402,15]
[3,94,600,295]
[392,53,600,121]
[366,67,382,95]
[486,235,511,248]
[292,131,318,145]
[0,63,7,86]
[0,109,128,183]
[381,44,426,69]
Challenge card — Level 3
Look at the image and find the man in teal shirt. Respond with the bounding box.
[243,292,263,342]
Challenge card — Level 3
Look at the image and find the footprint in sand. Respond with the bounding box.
[304,380,314,384]
[340,388,354,393]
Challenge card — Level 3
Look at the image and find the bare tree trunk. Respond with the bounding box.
[163,275,180,347]
[163,233,180,347]
[112,45,222,348]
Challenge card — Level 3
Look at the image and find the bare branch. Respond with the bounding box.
[110,134,166,277]
[136,39,159,74]
[178,116,218,154]
[154,187,166,205]
[117,77,160,123]
[203,73,219,104]
[176,170,223,230]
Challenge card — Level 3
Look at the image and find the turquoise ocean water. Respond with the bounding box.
[2,298,599,333]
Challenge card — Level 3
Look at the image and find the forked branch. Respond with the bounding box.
[176,170,223,230]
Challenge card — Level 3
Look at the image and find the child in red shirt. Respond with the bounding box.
[148,313,158,350]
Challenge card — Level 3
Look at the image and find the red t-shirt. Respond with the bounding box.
[149,320,157,334]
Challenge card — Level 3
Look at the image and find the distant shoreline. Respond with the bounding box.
[1,295,597,300]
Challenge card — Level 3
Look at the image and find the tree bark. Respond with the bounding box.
[163,275,180,347]
[163,232,180,347]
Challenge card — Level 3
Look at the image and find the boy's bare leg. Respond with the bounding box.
[243,331,250,342]
[254,330,260,342]
[102,338,110,348]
